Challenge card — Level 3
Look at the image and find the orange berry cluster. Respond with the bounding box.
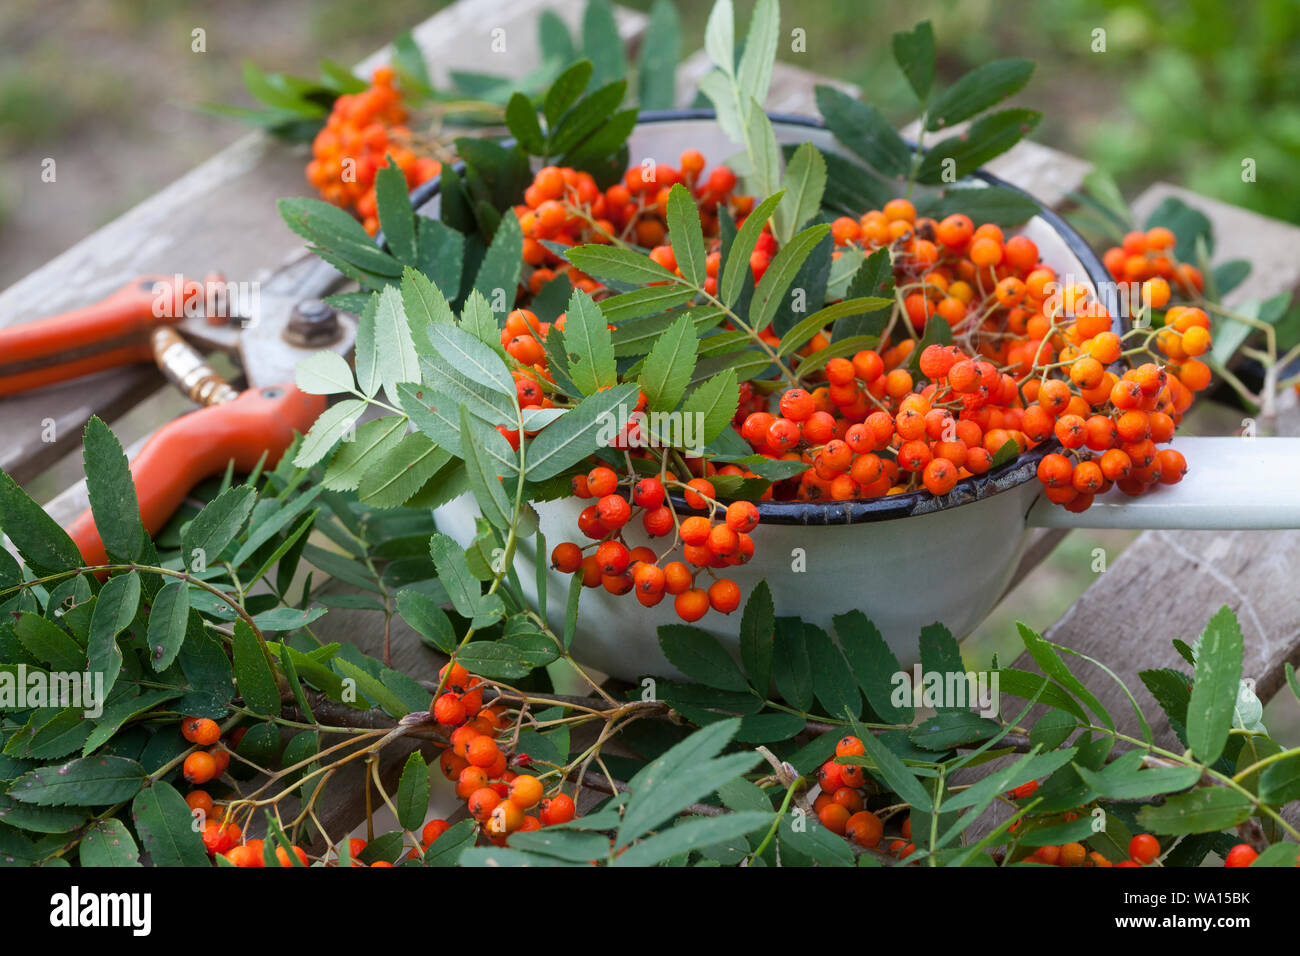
[306,66,441,233]
[180,716,231,785]
[1028,832,1160,868]
[1101,227,1204,294]
[815,736,914,858]
[739,211,1209,511]
[177,719,312,867]
[495,174,1211,626]
[219,834,310,868]
[551,466,757,623]
[515,151,747,297]
[434,663,576,843]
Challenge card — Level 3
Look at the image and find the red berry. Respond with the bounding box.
[633,478,666,509]
[596,494,631,529]
[1224,844,1258,868]
[539,792,576,826]
[1128,833,1160,865]
[586,466,618,497]
[550,541,583,573]
[595,540,630,575]
[433,693,467,726]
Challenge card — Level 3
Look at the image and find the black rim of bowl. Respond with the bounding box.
[402,109,1123,527]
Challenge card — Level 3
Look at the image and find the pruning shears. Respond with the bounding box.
[0,256,357,564]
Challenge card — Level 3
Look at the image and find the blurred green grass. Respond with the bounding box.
[620,0,1300,225]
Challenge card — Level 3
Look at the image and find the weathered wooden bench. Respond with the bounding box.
[4,0,1299,846]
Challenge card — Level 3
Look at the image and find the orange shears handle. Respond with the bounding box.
[0,275,201,397]
[67,385,327,567]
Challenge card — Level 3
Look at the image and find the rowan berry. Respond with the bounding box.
[1177,358,1212,391]
[884,368,914,399]
[1034,845,1061,865]
[845,810,883,848]
[1008,779,1038,800]
[595,540,630,576]
[1224,844,1258,868]
[507,774,544,810]
[540,792,576,826]
[466,736,500,769]
[434,693,467,726]
[1129,833,1160,865]
[706,165,737,194]
[1111,378,1144,409]
[1182,325,1210,356]
[724,500,760,533]
[1003,235,1038,271]
[643,505,674,537]
[818,803,852,835]
[438,748,469,782]
[766,418,801,453]
[965,447,993,474]
[741,412,775,445]
[452,765,487,800]
[935,213,973,247]
[422,819,450,845]
[838,763,866,789]
[1037,453,1073,488]
[223,844,259,867]
[466,787,501,822]
[586,466,618,497]
[201,821,240,855]
[947,360,980,393]
[596,494,631,529]
[923,457,958,495]
[181,717,221,746]
[663,561,693,595]
[633,477,666,509]
[913,345,951,382]
[674,588,710,622]
[679,515,711,546]
[1099,448,1132,481]
[1071,460,1104,494]
[852,349,885,381]
[1059,842,1087,867]
[185,790,213,816]
[1116,410,1150,443]
[551,541,583,573]
[830,737,864,761]
[183,751,218,785]
[1083,414,1118,451]
[831,787,864,813]
[707,523,739,556]
[1156,448,1187,484]
[1054,414,1087,449]
[969,237,1003,268]
[683,478,716,510]
[707,578,741,614]
[275,845,310,868]
[1142,277,1171,309]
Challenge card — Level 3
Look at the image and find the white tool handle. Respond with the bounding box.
[1026,437,1300,530]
